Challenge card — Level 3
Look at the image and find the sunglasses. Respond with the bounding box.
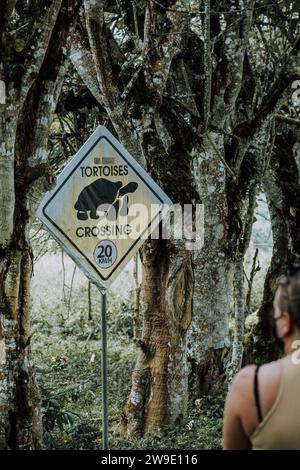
[285,263,300,279]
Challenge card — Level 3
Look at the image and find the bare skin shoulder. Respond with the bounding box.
[223,361,281,449]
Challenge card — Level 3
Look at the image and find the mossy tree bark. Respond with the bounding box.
[255,121,300,362]
[120,238,193,435]
[0,0,80,449]
[187,5,299,395]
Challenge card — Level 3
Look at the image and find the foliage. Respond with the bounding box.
[31,282,225,449]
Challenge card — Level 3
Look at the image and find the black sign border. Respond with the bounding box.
[42,135,164,282]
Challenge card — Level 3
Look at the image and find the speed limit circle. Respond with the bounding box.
[94,240,117,269]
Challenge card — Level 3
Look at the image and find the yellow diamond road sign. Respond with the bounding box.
[37,126,172,289]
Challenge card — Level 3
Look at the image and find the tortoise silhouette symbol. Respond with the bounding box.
[74,178,138,221]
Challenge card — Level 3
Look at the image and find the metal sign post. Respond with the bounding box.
[100,288,108,450]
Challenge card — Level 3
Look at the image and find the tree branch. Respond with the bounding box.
[19,0,64,106]
[202,0,211,131]
[84,0,122,109]
[70,32,105,107]
[238,36,300,138]
[83,0,145,164]
[144,0,189,98]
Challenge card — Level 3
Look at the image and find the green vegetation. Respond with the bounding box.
[31,285,224,450]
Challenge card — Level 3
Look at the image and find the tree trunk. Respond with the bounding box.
[0,246,42,449]
[255,124,300,362]
[187,131,234,396]
[229,182,257,379]
[188,253,234,396]
[0,105,41,449]
[0,0,80,448]
[120,239,193,436]
[229,258,246,380]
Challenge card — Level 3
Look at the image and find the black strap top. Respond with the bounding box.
[254,365,263,423]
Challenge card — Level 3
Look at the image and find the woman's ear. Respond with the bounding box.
[282,311,294,336]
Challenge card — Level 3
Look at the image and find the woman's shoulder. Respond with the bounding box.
[231,360,281,396]
[260,358,282,377]
[229,365,257,402]
[231,364,257,388]
[230,360,282,437]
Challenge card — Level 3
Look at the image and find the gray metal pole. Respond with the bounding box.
[101,289,109,450]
